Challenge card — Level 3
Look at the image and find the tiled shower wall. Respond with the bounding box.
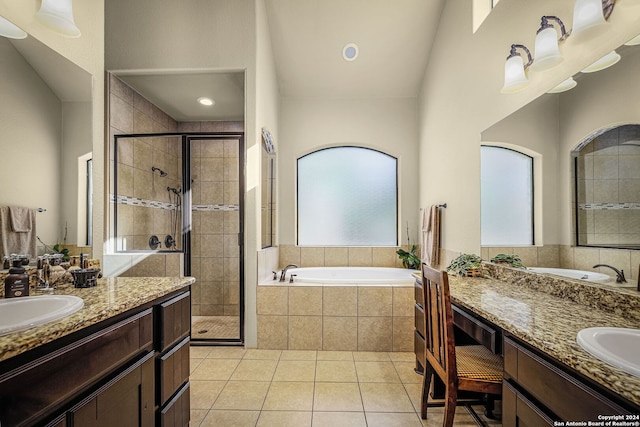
[182,122,244,317]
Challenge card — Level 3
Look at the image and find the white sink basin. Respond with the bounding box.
[577,327,640,377]
[0,295,84,336]
[528,267,611,283]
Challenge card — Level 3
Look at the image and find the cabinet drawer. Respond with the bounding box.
[159,381,190,427]
[158,291,191,352]
[452,305,500,353]
[505,337,629,420]
[414,329,425,367]
[503,380,554,427]
[414,282,423,306]
[414,304,425,337]
[159,337,190,406]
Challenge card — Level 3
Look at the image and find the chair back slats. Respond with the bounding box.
[422,264,457,384]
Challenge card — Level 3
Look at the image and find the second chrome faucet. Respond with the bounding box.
[279,264,298,282]
[593,264,627,283]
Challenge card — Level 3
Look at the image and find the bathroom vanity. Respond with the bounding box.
[0,276,193,427]
[414,264,640,424]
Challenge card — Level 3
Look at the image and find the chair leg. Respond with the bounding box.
[484,394,496,419]
[443,385,458,427]
[420,363,434,419]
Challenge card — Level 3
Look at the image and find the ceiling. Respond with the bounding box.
[111,0,444,121]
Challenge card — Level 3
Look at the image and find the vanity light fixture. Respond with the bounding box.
[581,50,620,72]
[197,97,215,106]
[0,16,27,39]
[501,44,533,94]
[571,0,615,40]
[624,33,640,46]
[531,16,570,71]
[547,77,577,93]
[36,0,81,38]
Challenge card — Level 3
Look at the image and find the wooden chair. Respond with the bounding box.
[420,264,503,427]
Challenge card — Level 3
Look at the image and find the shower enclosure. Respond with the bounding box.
[113,132,245,344]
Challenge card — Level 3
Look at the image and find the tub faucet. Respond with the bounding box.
[279,264,298,282]
[593,264,627,283]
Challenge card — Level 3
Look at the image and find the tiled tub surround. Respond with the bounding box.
[278,244,420,269]
[443,263,640,407]
[257,280,414,352]
[0,276,194,362]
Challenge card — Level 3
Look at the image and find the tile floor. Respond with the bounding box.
[190,347,502,426]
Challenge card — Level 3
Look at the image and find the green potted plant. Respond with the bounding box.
[447,253,485,277]
[397,244,421,270]
[490,253,525,269]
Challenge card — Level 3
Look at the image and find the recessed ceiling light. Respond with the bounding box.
[342,43,359,61]
[197,97,215,106]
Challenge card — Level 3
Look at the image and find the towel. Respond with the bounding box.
[0,206,37,259]
[9,206,33,232]
[421,205,440,267]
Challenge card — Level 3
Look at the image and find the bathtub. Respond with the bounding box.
[527,267,611,283]
[278,267,418,286]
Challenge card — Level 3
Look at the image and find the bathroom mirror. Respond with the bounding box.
[481,38,640,255]
[0,35,93,253]
[261,128,276,249]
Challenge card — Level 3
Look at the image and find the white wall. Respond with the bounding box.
[419,0,640,257]
[278,97,420,246]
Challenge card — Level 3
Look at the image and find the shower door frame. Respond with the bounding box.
[185,133,245,345]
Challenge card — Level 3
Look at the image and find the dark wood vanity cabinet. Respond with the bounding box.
[503,335,637,425]
[0,288,191,427]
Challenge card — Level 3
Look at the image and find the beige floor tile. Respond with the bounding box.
[190,358,204,374]
[190,409,208,427]
[190,346,212,359]
[394,361,422,384]
[243,349,282,360]
[311,411,367,427]
[199,410,260,427]
[256,411,312,427]
[205,346,246,359]
[280,350,317,360]
[230,359,278,381]
[190,359,240,381]
[389,351,416,362]
[366,412,424,427]
[403,382,423,412]
[316,350,353,361]
[262,381,315,411]
[315,360,358,382]
[273,360,316,381]
[353,351,391,362]
[355,361,401,383]
[359,383,415,412]
[190,380,226,409]
[212,381,270,410]
[313,382,363,411]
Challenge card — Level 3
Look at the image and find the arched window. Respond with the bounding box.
[481,145,534,246]
[297,146,398,246]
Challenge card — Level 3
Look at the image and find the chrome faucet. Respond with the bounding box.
[593,264,627,283]
[279,264,298,282]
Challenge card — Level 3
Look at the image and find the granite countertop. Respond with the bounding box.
[414,266,640,407]
[0,276,195,363]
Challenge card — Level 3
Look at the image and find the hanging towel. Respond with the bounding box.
[9,206,33,232]
[421,205,440,267]
[0,206,37,259]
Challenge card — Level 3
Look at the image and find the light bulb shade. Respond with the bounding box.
[624,34,640,46]
[572,0,608,39]
[581,50,620,73]
[501,55,529,93]
[36,0,81,38]
[0,16,27,39]
[547,77,577,93]
[532,27,563,71]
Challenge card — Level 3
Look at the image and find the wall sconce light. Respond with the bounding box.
[501,44,533,94]
[0,16,27,39]
[581,50,620,72]
[572,0,615,40]
[547,77,577,93]
[531,16,570,71]
[36,0,81,38]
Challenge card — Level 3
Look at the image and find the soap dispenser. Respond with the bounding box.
[5,258,30,298]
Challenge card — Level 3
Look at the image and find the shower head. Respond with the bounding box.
[151,166,168,177]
